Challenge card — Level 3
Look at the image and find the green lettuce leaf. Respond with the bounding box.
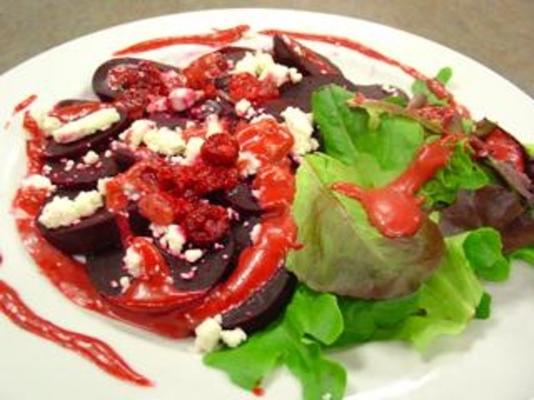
[287,153,445,299]
[204,286,346,400]
[420,143,490,207]
[463,227,510,281]
[509,245,534,265]
[388,232,484,350]
[312,85,425,187]
[411,67,453,106]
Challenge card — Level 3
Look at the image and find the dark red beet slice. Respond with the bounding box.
[148,112,188,128]
[232,215,261,256]
[92,57,180,101]
[218,46,252,64]
[37,207,122,255]
[160,235,235,292]
[272,35,342,76]
[42,110,129,160]
[222,182,263,214]
[86,249,126,296]
[221,267,296,332]
[47,154,120,190]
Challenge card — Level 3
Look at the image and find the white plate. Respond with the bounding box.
[1,8,533,400]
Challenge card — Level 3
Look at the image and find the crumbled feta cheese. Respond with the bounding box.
[38,190,103,229]
[250,113,275,124]
[183,137,205,165]
[51,107,120,144]
[72,254,87,264]
[238,151,262,177]
[233,51,301,87]
[169,87,204,112]
[281,106,319,155]
[82,150,100,165]
[97,177,112,195]
[143,126,186,156]
[220,328,247,348]
[119,276,131,292]
[64,159,75,171]
[205,114,224,137]
[121,119,157,147]
[234,99,253,117]
[183,249,204,263]
[159,225,186,256]
[21,174,56,192]
[250,224,262,244]
[194,316,248,352]
[194,316,223,353]
[123,246,143,278]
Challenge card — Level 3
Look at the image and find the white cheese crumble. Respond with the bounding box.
[143,126,186,156]
[123,246,143,278]
[250,113,276,124]
[183,249,204,263]
[97,177,112,195]
[194,315,223,353]
[183,137,205,165]
[169,87,204,112]
[194,315,248,352]
[38,190,103,229]
[220,328,248,348]
[21,174,56,192]
[233,51,303,87]
[234,99,253,117]
[281,106,319,155]
[238,151,262,177]
[205,114,224,137]
[158,224,186,256]
[121,119,156,147]
[51,107,120,144]
[82,150,100,165]
[250,224,262,244]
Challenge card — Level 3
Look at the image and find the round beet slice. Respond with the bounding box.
[37,207,122,255]
[221,267,297,332]
[47,154,120,190]
[272,35,342,76]
[232,215,261,257]
[92,57,180,101]
[149,112,189,129]
[218,46,253,64]
[223,183,263,214]
[160,234,235,292]
[86,249,127,296]
[42,109,129,160]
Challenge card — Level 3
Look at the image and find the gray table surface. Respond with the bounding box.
[1,0,533,96]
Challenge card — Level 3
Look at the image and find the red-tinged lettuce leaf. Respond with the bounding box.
[411,67,453,107]
[286,154,445,299]
[440,185,534,252]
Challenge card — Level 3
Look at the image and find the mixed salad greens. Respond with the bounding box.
[204,70,534,399]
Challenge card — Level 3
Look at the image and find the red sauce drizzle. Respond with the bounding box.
[252,386,265,396]
[260,29,466,115]
[484,127,525,172]
[22,112,46,174]
[50,101,106,122]
[12,94,37,115]
[0,279,151,386]
[333,136,459,237]
[113,25,250,56]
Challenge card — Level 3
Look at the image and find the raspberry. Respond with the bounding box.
[191,162,239,195]
[228,72,279,104]
[182,203,229,245]
[201,134,239,166]
[183,52,229,94]
[138,193,175,225]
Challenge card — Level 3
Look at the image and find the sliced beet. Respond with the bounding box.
[221,267,297,332]
[42,110,129,160]
[160,234,235,292]
[37,207,122,255]
[272,35,342,76]
[92,57,180,101]
[148,112,189,129]
[232,215,261,256]
[218,46,252,64]
[47,154,120,190]
[263,75,356,118]
[86,249,127,296]
[222,182,263,214]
